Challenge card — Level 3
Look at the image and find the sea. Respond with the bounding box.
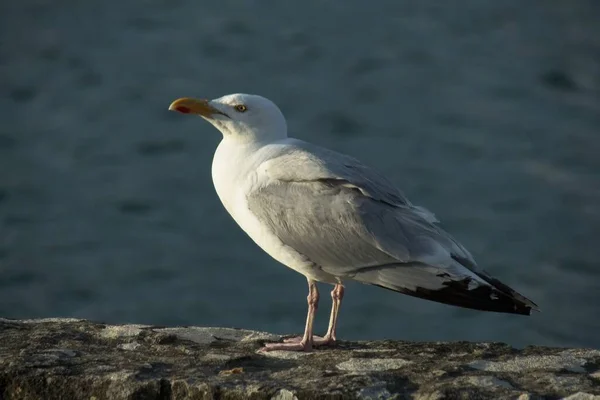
[1,0,599,349]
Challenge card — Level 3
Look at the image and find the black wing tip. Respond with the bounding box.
[504,294,539,316]
[448,256,541,315]
[528,302,541,314]
[484,276,540,315]
[509,302,538,316]
[374,282,540,316]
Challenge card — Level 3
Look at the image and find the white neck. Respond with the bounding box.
[211,138,267,216]
[206,116,288,144]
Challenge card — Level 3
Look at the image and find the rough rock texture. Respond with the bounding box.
[1,318,599,400]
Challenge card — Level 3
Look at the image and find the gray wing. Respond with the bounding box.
[258,139,439,223]
[248,140,538,315]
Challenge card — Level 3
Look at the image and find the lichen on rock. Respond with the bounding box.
[0,318,598,399]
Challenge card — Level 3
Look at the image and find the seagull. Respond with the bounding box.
[168,93,539,352]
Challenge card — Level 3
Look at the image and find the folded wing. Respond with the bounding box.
[247,140,538,315]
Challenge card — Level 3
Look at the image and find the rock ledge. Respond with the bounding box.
[1,318,599,399]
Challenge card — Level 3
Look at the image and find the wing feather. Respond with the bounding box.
[247,140,538,314]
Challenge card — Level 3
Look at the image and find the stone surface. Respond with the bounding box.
[1,318,599,400]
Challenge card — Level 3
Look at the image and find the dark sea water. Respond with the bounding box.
[1,1,599,349]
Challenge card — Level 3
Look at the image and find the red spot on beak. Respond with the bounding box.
[176,106,191,114]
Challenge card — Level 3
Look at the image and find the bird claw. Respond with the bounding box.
[260,335,336,352]
[283,335,320,343]
[284,335,336,345]
[258,341,313,352]
[313,335,337,347]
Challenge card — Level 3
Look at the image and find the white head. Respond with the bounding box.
[169,93,287,142]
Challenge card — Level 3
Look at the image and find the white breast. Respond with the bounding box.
[211,139,338,284]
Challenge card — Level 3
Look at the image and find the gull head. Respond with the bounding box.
[169,93,287,142]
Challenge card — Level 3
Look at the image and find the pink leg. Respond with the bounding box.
[282,283,344,347]
[321,284,344,343]
[260,279,319,352]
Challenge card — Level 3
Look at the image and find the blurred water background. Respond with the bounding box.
[1,1,599,349]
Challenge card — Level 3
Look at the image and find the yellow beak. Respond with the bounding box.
[168,97,224,117]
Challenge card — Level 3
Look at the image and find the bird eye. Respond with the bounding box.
[234,104,247,113]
